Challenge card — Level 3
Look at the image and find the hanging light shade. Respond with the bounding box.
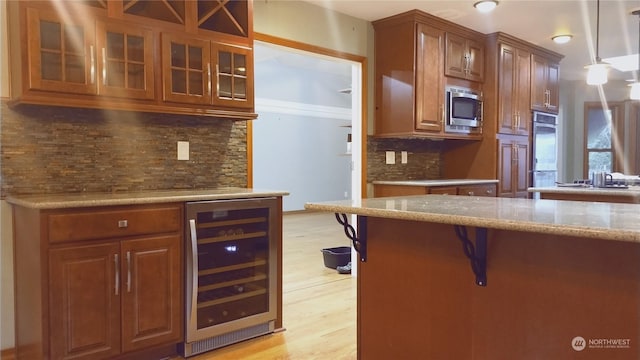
[586,0,609,85]
[630,9,640,100]
[586,62,609,85]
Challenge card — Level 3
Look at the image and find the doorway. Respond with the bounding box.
[250,35,365,212]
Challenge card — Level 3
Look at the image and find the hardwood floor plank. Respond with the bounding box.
[187,211,357,360]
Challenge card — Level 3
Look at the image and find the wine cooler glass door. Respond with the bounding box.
[185,198,278,343]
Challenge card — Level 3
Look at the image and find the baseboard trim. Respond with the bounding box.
[1,348,15,360]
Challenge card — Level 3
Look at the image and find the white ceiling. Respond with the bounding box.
[301,0,640,82]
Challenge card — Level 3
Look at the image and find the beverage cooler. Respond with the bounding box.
[181,198,279,357]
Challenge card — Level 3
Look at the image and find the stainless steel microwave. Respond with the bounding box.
[445,86,482,134]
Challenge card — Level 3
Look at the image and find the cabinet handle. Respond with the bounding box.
[486,189,492,194]
[90,45,95,84]
[468,191,474,196]
[102,48,107,86]
[187,219,199,331]
[126,251,131,293]
[118,220,128,228]
[441,104,445,124]
[207,63,212,96]
[114,254,120,296]
[215,64,220,97]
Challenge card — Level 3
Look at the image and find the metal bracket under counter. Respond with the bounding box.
[454,225,487,287]
[335,213,367,262]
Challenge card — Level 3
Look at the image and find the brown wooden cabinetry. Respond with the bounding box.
[445,32,484,82]
[496,41,530,135]
[373,10,484,140]
[7,0,255,119]
[13,203,184,359]
[497,135,529,197]
[373,183,497,197]
[531,53,560,114]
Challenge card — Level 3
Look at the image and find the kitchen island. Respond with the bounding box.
[305,195,640,360]
[529,185,640,203]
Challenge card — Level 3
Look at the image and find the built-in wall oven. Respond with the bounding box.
[181,198,279,357]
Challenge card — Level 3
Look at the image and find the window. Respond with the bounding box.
[583,102,623,178]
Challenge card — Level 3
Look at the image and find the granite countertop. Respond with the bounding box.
[372,179,499,186]
[7,188,289,209]
[528,186,640,197]
[304,195,640,243]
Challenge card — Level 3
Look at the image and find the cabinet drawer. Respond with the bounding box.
[48,204,182,243]
[458,184,496,197]
[428,186,457,195]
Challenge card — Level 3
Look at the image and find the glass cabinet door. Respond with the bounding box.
[185,198,277,339]
[96,20,155,100]
[161,34,212,105]
[211,43,254,109]
[26,7,97,94]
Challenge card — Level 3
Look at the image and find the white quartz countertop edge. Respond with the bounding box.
[7,188,289,209]
[305,195,640,243]
[373,179,499,186]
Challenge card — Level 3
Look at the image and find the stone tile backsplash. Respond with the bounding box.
[0,101,248,197]
[367,137,442,181]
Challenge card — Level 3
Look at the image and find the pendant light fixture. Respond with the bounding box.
[585,0,609,85]
[630,9,640,100]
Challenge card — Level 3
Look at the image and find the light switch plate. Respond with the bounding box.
[401,151,408,164]
[385,151,395,164]
[177,141,189,161]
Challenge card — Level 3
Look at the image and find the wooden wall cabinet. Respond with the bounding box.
[373,10,484,140]
[445,32,484,83]
[496,42,531,135]
[8,0,256,120]
[497,136,530,197]
[161,34,254,109]
[12,203,184,359]
[531,53,560,114]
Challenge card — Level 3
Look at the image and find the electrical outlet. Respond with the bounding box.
[385,151,395,164]
[401,151,408,164]
[177,141,189,161]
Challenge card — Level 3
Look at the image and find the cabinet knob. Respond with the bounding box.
[118,220,128,228]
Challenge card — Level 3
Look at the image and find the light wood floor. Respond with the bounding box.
[190,211,357,360]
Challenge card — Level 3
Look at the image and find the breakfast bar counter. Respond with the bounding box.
[305,195,640,360]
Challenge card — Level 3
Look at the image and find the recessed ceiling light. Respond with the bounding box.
[551,34,573,44]
[474,1,498,13]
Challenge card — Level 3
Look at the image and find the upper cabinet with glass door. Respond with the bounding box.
[7,0,255,120]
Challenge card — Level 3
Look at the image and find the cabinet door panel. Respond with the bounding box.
[515,48,531,133]
[497,140,515,197]
[211,43,254,109]
[121,234,182,352]
[498,44,516,134]
[547,62,560,112]
[49,243,121,360]
[415,24,445,132]
[466,38,484,82]
[96,20,155,100]
[515,140,530,197]
[26,7,97,94]
[162,33,212,105]
[445,32,467,79]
